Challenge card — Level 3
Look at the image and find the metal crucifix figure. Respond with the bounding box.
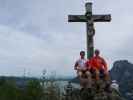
[68,2,111,59]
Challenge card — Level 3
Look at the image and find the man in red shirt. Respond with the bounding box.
[86,49,109,80]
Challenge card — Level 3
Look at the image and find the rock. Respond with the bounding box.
[66,79,125,100]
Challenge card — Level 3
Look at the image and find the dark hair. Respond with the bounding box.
[95,49,100,54]
[80,51,85,55]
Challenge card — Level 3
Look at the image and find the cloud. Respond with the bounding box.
[0,24,82,77]
[0,0,133,77]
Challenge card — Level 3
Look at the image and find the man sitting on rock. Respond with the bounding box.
[74,51,92,88]
[86,49,109,81]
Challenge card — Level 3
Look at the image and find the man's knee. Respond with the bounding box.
[95,69,100,75]
[77,71,82,77]
[85,71,91,77]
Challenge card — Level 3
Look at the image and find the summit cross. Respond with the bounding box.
[68,2,111,59]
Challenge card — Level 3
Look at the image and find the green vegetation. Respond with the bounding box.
[0,75,126,100]
[0,78,20,100]
[0,77,61,100]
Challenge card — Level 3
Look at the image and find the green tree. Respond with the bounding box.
[25,79,43,100]
[0,79,20,100]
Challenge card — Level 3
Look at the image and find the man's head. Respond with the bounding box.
[80,51,85,58]
[95,49,100,56]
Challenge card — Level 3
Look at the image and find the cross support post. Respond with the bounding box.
[68,2,111,59]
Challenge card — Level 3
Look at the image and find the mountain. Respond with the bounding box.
[0,76,38,89]
[110,60,133,100]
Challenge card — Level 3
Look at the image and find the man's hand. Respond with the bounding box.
[104,70,109,75]
[87,65,91,70]
[74,62,78,70]
[74,67,78,70]
[77,67,86,71]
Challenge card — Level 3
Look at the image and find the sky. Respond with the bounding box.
[0,0,132,77]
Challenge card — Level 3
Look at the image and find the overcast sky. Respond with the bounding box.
[0,0,132,77]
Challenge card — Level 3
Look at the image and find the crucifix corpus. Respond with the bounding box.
[68,2,111,59]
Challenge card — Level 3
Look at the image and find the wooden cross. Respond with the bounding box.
[68,2,111,59]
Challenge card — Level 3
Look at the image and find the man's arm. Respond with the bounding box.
[74,61,78,70]
[85,60,91,70]
[102,58,108,71]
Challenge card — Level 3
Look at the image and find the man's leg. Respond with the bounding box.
[95,69,100,80]
[77,71,84,88]
[99,69,110,81]
[99,69,105,79]
[77,71,82,79]
[85,71,92,88]
[104,71,110,81]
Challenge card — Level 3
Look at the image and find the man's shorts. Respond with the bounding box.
[90,68,105,78]
[77,70,91,78]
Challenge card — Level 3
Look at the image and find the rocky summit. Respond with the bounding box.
[65,78,125,100]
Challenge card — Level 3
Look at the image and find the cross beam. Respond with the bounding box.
[68,2,111,59]
[68,15,111,22]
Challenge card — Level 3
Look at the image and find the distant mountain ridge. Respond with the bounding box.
[0,76,72,88]
[110,60,133,81]
[110,60,133,100]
